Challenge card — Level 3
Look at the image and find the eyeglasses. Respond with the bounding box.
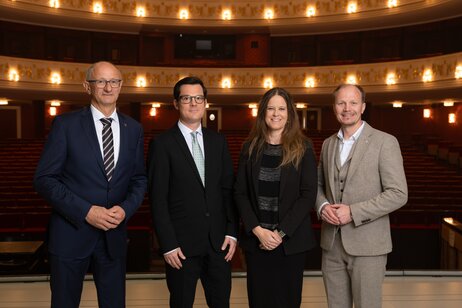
[87,79,122,89]
[179,95,206,104]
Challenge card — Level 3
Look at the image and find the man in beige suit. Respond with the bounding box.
[316,84,408,308]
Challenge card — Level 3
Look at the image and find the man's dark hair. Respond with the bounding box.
[173,76,207,100]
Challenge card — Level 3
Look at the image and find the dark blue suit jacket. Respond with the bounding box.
[34,106,147,259]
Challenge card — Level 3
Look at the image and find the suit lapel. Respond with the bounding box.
[327,136,338,202]
[80,107,105,177]
[278,164,289,202]
[251,152,261,199]
[202,129,212,188]
[172,126,204,188]
[111,112,127,183]
[345,123,372,184]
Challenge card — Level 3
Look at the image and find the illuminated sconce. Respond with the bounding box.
[179,9,189,19]
[136,6,146,17]
[386,73,396,85]
[423,108,431,119]
[305,77,315,88]
[50,100,61,107]
[264,8,274,20]
[444,217,454,224]
[387,0,398,8]
[263,78,273,89]
[422,69,433,82]
[49,107,57,116]
[449,113,456,124]
[209,113,216,121]
[296,103,307,109]
[0,99,8,105]
[136,76,146,88]
[347,2,357,14]
[221,78,231,89]
[49,0,59,8]
[93,2,103,14]
[346,75,357,84]
[50,72,61,84]
[222,9,231,20]
[455,65,462,79]
[306,6,316,17]
[392,102,403,108]
[249,103,258,117]
[8,68,19,81]
[443,100,454,107]
[150,103,161,117]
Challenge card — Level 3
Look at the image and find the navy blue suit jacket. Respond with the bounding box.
[34,106,147,259]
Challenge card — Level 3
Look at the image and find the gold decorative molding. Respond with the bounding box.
[1,53,461,97]
[9,0,427,18]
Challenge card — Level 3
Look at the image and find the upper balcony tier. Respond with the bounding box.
[1,0,462,35]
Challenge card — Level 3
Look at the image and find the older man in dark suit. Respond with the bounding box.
[34,61,146,308]
[148,76,237,308]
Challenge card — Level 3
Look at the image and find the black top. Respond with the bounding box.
[258,143,282,230]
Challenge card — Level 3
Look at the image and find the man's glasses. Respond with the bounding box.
[179,95,206,104]
[87,79,122,89]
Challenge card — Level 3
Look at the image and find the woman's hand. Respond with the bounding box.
[252,226,282,250]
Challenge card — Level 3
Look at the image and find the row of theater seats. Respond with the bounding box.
[413,134,462,168]
[1,131,461,270]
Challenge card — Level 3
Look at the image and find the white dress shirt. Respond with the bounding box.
[177,120,205,158]
[91,105,120,167]
[337,121,365,166]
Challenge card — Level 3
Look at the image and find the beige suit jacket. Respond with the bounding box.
[316,122,408,256]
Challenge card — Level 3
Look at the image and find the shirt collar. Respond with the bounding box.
[337,121,365,142]
[177,120,202,136]
[90,105,118,123]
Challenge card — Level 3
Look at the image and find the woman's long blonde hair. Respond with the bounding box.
[247,87,307,169]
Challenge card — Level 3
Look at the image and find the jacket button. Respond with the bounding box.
[205,212,210,217]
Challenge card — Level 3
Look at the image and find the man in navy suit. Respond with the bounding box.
[34,61,147,308]
[148,76,237,307]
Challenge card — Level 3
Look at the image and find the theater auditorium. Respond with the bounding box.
[0,0,462,307]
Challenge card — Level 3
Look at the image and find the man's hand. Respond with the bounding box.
[221,237,237,262]
[109,205,126,224]
[164,248,186,270]
[85,205,119,231]
[321,204,341,225]
[335,204,352,225]
[253,226,282,250]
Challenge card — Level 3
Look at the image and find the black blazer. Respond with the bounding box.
[148,125,237,256]
[34,107,147,259]
[234,141,317,255]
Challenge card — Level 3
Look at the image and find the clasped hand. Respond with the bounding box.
[85,205,126,231]
[321,204,352,226]
[252,226,282,251]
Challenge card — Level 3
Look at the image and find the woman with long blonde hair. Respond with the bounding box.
[235,87,318,307]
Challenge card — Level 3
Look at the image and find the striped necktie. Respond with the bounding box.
[100,118,114,181]
[191,131,205,186]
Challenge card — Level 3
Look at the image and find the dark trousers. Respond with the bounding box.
[49,234,126,308]
[165,243,231,308]
[245,245,307,308]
